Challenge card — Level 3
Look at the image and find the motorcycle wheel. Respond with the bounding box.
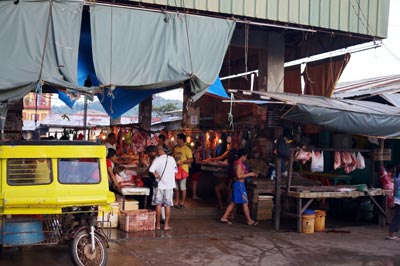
[70,230,108,266]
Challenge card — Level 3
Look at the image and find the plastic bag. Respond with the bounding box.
[356,152,366,169]
[175,166,189,180]
[311,150,324,172]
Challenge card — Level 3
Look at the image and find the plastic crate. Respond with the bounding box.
[119,210,155,232]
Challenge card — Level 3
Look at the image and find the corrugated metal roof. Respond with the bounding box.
[334,74,400,99]
[131,0,390,38]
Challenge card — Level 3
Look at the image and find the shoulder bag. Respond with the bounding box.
[153,156,168,188]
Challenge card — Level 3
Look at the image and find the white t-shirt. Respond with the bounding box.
[149,154,177,189]
[105,142,116,151]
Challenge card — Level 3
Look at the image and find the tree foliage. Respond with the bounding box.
[152,103,178,115]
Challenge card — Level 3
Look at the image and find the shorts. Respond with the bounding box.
[231,181,248,204]
[152,188,174,206]
[191,172,201,182]
[174,178,187,191]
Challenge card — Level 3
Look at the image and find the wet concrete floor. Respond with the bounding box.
[1,201,400,266]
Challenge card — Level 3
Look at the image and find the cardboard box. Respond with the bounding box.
[118,199,139,211]
[98,202,119,228]
[256,196,274,220]
[119,210,156,232]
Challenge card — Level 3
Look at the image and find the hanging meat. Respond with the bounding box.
[294,149,311,164]
[333,152,341,170]
[342,152,357,173]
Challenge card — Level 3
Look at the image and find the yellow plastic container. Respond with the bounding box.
[302,214,315,234]
[314,210,326,232]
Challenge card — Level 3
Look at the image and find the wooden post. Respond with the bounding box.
[139,96,153,132]
[287,149,294,191]
[274,157,281,231]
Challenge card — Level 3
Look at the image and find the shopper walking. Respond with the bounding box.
[149,145,177,230]
[220,149,258,226]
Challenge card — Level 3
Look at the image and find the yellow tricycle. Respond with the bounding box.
[0,140,115,266]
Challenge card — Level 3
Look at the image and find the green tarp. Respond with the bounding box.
[0,1,235,103]
[259,92,400,139]
[0,0,83,102]
[90,5,235,101]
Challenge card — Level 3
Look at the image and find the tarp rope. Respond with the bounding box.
[228,92,234,131]
[36,0,54,127]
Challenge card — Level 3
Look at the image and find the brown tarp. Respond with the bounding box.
[303,53,351,97]
[284,65,302,94]
[302,53,350,133]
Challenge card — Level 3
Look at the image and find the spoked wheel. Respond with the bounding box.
[70,230,108,266]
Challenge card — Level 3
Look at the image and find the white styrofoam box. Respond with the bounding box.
[98,202,119,228]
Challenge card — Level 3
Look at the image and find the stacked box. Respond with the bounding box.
[256,195,274,220]
[119,210,156,232]
[97,202,119,228]
[117,199,139,211]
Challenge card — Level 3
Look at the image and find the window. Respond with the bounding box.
[7,159,52,185]
[58,158,100,184]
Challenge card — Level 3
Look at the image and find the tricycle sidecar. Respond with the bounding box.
[0,140,115,266]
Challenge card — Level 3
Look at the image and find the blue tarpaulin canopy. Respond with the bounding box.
[206,78,229,98]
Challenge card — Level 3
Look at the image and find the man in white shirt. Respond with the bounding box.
[149,145,177,230]
[105,133,117,155]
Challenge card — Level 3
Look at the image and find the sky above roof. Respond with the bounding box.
[339,0,400,82]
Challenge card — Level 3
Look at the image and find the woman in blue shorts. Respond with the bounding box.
[220,149,258,226]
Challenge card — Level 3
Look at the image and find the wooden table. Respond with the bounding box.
[283,187,390,233]
[120,187,150,210]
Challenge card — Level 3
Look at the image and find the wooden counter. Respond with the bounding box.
[283,186,390,233]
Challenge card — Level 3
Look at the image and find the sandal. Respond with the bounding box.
[247,221,259,226]
[219,219,232,225]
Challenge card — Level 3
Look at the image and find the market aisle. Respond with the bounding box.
[1,215,399,266]
[108,218,399,266]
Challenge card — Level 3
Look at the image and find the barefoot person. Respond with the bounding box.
[220,149,258,226]
[149,145,177,230]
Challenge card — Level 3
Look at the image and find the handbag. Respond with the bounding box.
[153,156,168,188]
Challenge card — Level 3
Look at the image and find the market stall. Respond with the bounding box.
[274,146,391,233]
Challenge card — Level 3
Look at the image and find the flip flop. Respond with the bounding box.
[248,221,259,226]
[387,235,398,240]
[220,219,232,225]
[164,227,172,231]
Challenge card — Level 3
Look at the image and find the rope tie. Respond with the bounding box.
[228,93,234,131]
